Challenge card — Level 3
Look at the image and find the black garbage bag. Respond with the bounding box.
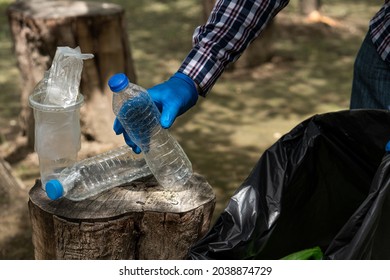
[189,109,390,260]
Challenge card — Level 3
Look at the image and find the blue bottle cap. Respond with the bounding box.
[108,73,129,92]
[45,179,64,200]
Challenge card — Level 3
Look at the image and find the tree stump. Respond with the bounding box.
[7,0,137,149]
[28,173,215,260]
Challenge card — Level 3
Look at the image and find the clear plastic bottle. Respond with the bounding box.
[45,145,152,201]
[108,73,193,191]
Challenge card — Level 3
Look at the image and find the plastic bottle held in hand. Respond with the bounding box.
[108,73,193,191]
[45,145,152,201]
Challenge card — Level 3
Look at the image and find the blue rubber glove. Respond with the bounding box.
[386,140,390,152]
[113,72,199,154]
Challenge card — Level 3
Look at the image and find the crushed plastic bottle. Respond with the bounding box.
[108,73,193,191]
[43,46,94,107]
[29,46,93,188]
[45,145,152,201]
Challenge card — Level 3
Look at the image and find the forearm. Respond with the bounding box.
[179,0,289,96]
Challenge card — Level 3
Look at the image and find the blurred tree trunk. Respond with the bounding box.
[299,0,321,15]
[7,0,136,151]
[201,0,276,69]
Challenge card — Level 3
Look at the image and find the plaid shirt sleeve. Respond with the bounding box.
[370,1,390,63]
[178,0,289,96]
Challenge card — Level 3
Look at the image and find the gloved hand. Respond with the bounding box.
[113,72,199,154]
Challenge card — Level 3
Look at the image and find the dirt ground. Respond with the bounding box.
[0,0,380,259]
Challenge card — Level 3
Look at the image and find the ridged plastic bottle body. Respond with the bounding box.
[56,145,151,200]
[112,82,193,190]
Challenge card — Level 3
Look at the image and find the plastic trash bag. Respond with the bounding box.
[189,109,390,260]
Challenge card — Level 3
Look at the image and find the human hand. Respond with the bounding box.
[113,72,199,153]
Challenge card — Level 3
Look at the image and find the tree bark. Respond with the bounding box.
[7,0,137,150]
[28,173,216,260]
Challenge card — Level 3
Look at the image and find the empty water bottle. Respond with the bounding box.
[108,73,193,190]
[45,145,152,201]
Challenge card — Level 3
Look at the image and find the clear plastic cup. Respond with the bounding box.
[29,89,84,189]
